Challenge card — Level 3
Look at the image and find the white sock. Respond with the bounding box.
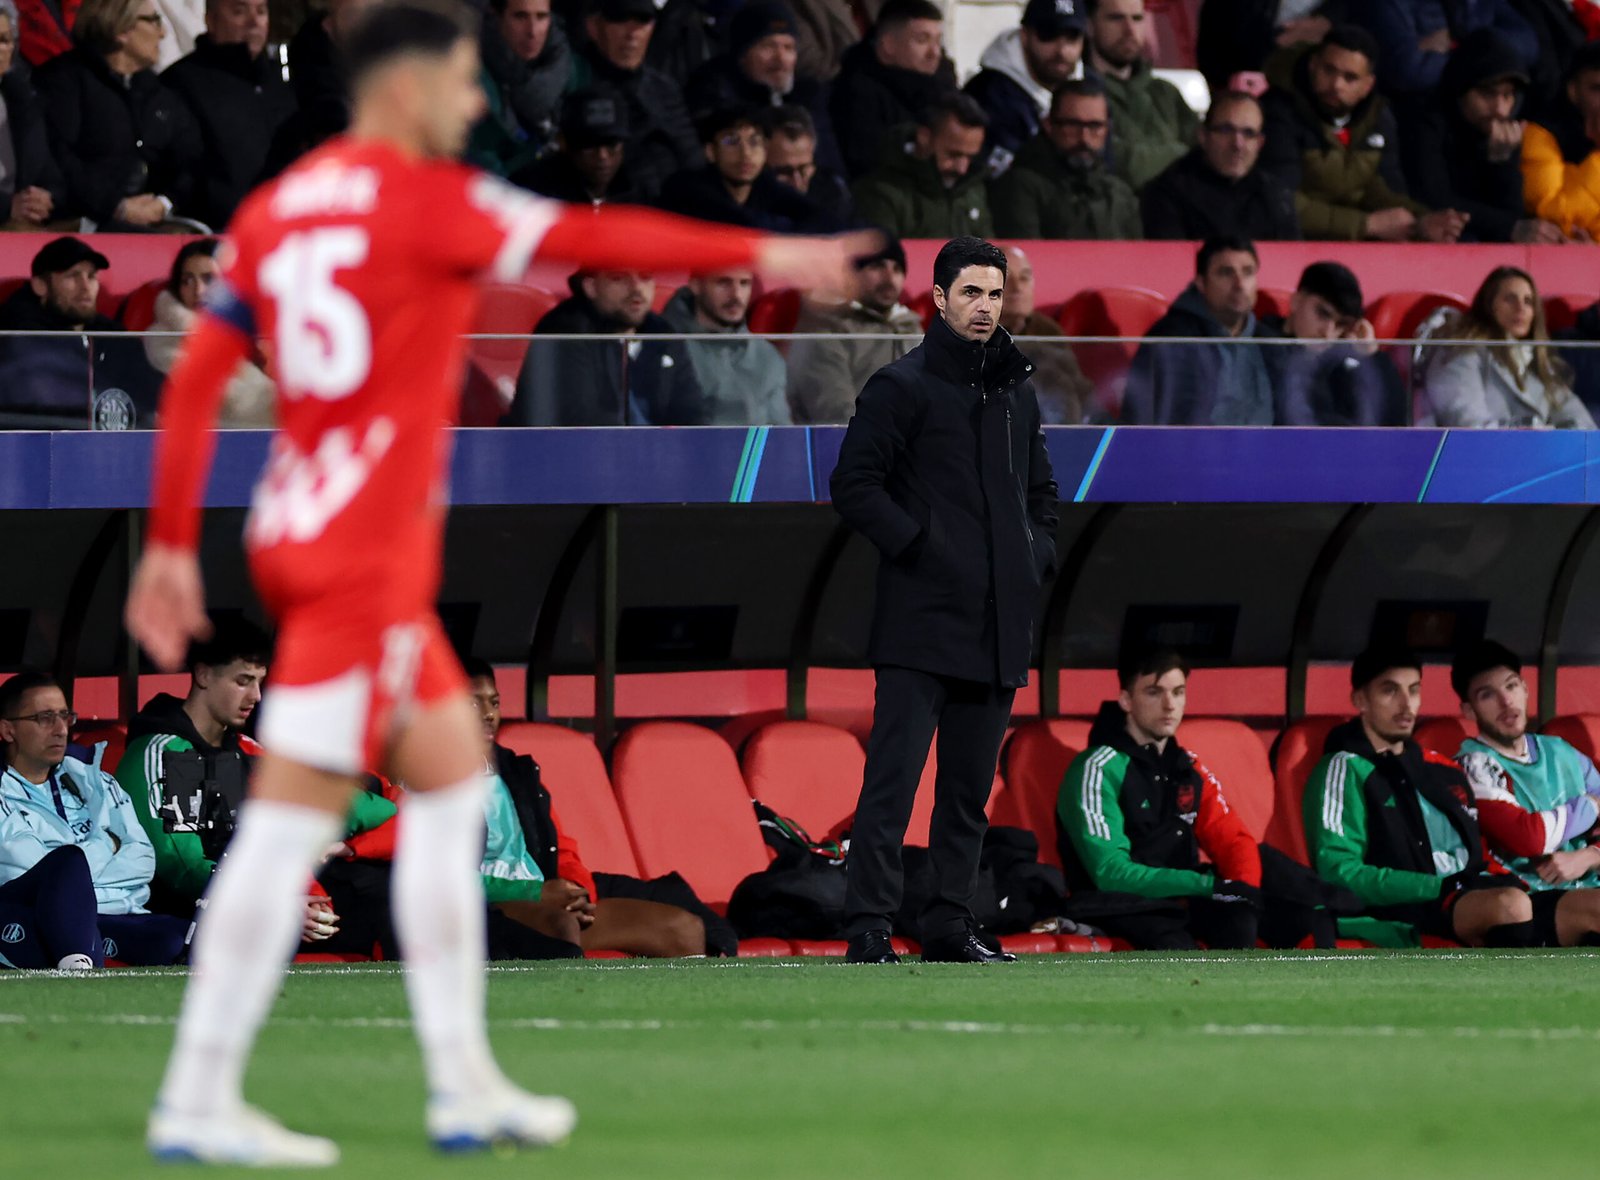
[157,800,341,1117]
[392,775,502,1101]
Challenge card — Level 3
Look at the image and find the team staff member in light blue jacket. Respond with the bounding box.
[0,670,187,965]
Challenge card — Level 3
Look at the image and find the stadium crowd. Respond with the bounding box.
[0,0,1599,425]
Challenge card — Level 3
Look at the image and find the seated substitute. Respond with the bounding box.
[660,268,789,424]
[1451,641,1600,947]
[0,671,188,965]
[466,660,723,958]
[1058,648,1335,950]
[1303,647,1532,948]
[117,617,398,954]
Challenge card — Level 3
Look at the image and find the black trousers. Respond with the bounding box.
[844,666,1014,941]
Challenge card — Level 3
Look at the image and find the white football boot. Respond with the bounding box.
[147,1104,339,1168]
[426,1084,577,1154]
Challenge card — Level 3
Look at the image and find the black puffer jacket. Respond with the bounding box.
[829,39,948,177]
[32,47,203,223]
[0,69,67,208]
[1140,148,1302,241]
[830,314,1059,688]
[162,36,297,228]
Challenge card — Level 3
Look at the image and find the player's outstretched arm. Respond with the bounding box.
[533,205,881,300]
[127,314,249,671]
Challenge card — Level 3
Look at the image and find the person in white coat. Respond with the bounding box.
[1422,265,1595,429]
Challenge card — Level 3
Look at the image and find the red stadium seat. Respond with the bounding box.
[1365,290,1468,342]
[1543,294,1589,334]
[1543,714,1600,759]
[651,284,674,313]
[496,721,641,876]
[906,740,1003,846]
[736,937,793,956]
[1256,288,1293,319]
[118,278,166,331]
[1181,719,1275,842]
[996,720,1092,869]
[1056,287,1168,418]
[72,719,128,774]
[746,288,803,335]
[1414,716,1473,758]
[907,289,938,328]
[466,283,559,406]
[611,721,769,908]
[740,720,865,846]
[1265,717,1341,865]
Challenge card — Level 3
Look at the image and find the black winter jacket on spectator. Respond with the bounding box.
[1258,315,1408,425]
[963,57,1050,177]
[1140,147,1302,241]
[1195,0,1351,91]
[830,314,1059,689]
[479,14,573,154]
[0,70,68,210]
[571,43,700,200]
[263,15,349,176]
[656,164,838,231]
[505,287,706,426]
[1510,0,1587,114]
[0,285,161,426]
[1557,300,1600,416]
[162,36,297,229]
[829,40,948,177]
[684,53,844,175]
[32,48,203,224]
[513,150,647,205]
[1123,285,1275,425]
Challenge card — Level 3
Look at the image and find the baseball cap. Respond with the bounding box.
[1296,261,1364,321]
[561,85,631,147]
[1022,0,1087,38]
[591,0,658,22]
[31,236,110,278]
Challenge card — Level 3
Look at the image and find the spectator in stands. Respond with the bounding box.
[0,671,189,965]
[116,618,392,957]
[1451,640,1600,946]
[571,0,699,200]
[265,0,367,173]
[1195,0,1335,93]
[0,1,66,228]
[1057,649,1337,950]
[990,79,1140,239]
[507,269,706,425]
[0,236,161,427]
[1522,43,1600,242]
[468,0,572,177]
[1123,235,1275,425]
[466,660,725,957]
[162,0,295,230]
[658,104,836,231]
[1261,261,1407,425]
[999,245,1091,424]
[851,92,992,239]
[786,233,923,424]
[34,0,204,228]
[762,103,854,224]
[1347,0,1536,105]
[788,0,857,82]
[1084,0,1197,192]
[1421,265,1593,428]
[1556,295,1600,415]
[1303,647,1535,948]
[686,2,842,176]
[1405,31,1565,244]
[1260,25,1470,241]
[144,239,275,428]
[661,268,789,424]
[830,0,948,178]
[964,0,1087,177]
[1141,91,1302,241]
[513,84,643,204]
[1510,0,1592,113]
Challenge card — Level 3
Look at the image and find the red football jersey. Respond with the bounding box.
[209,139,561,611]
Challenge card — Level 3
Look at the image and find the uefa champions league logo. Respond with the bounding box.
[93,389,136,432]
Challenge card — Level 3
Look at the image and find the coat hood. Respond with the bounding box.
[977,28,1080,112]
[127,692,209,747]
[1087,699,1194,774]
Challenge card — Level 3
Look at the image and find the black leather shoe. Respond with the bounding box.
[920,933,1017,964]
[845,931,901,964]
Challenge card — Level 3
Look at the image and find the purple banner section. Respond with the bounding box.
[13,426,1600,510]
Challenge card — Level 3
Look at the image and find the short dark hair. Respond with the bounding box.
[1450,640,1522,702]
[187,616,272,677]
[1319,23,1380,71]
[1350,645,1422,692]
[762,103,816,141]
[461,656,497,683]
[344,0,476,88]
[1204,90,1262,125]
[932,235,1006,294]
[0,670,61,722]
[168,238,220,299]
[1117,647,1190,692]
[920,91,989,132]
[876,0,942,36]
[1049,77,1107,116]
[697,104,763,145]
[1195,234,1257,276]
[1570,40,1600,83]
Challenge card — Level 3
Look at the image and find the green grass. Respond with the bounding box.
[3,952,1598,1178]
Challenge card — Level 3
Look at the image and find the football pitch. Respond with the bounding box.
[2,952,1596,1179]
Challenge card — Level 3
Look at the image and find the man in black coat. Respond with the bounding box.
[830,0,950,177]
[505,268,706,425]
[1141,91,1301,240]
[831,236,1059,965]
[657,104,837,231]
[512,83,646,203]
[162,0,298,229]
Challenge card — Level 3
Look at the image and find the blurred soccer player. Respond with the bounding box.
[125,0,873,1166]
